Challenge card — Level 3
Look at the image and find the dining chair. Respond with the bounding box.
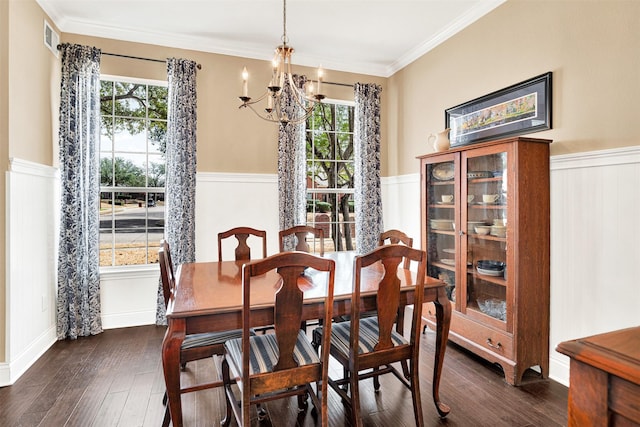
[220,251,336,427]
[217,226,267,261]
[312,244,427,427]
[378,228,414,374]
[158,240,247,426]
[279,225,325,256]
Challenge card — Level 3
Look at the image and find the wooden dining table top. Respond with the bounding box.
[168,250,444,319]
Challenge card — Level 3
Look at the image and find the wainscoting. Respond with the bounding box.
[3,146,639,386]
[3,158,58,385]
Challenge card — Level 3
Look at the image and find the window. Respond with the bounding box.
[306,100,356,252]
[99,77,167,266]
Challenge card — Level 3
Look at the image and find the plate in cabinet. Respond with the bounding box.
[432,163,454,181]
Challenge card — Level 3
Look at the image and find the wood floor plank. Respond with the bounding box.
[91,390,128,427]
[117,371,156,426]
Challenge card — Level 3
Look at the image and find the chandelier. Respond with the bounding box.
[239,0,325,125]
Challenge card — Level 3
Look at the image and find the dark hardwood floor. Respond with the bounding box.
[0,325,568,427]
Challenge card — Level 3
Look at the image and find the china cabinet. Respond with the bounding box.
[419,136,551,385]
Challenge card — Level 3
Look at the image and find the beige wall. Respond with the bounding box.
[387,0,640,175]
[63,34,387,174]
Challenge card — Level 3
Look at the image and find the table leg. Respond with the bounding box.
[432,287,451,417]
[162,318,186,427]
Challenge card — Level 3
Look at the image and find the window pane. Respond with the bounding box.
[147,154,165,188]
[100,126,113,152]
[337,134,353,160]
[148,120,166,154]
[114,119,146,152]
[115,82,146,116]
[112,155,146,187]
[148,86,168,119]
[100,155,113,186]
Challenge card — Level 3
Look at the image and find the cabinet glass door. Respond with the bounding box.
[425,159,458,309]
[462,150,508,328]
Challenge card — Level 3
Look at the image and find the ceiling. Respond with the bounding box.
[36,0,505,77]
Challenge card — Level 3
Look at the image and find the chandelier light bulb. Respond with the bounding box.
[241,67,249,97]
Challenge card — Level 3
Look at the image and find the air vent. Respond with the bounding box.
[43,20,59,58]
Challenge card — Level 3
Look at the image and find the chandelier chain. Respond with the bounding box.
[282,0,288,44]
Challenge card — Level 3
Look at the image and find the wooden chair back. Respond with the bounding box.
[278,225,325,256]
[159,239,175,307]
[217,227,267,261]
[379,229,414,269]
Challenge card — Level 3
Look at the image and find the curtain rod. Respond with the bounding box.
[56,45,202,69]
[309,79,354,88]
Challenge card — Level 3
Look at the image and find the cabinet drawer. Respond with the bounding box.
[453,315,513,359]
[423,304,513,359]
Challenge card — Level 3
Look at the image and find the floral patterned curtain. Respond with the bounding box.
[278,75,308,251]
[155,58,198,324]
[354,83,383,254]
[56,43,103,340]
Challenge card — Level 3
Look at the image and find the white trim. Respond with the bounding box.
[9,158,58,178]
[0,363,9,386]
[100,74,167,88]
[99,264,159,280]
[382,173,419,186]
[550,145,640,170]
[101,311,157,330]
[0,327,57,386]
[388,0,506,75]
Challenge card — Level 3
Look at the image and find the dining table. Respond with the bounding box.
[162,250,452,426]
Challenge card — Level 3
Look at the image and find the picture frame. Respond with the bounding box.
[445,72,552,147]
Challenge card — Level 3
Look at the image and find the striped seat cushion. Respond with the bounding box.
[328,316,408,357]
[225,330,320,375]
[181,329,250,350]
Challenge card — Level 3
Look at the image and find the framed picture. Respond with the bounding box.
[446,72,552,147]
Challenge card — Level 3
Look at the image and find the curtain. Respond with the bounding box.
[354,83,383,254]
[56,43,103,340]
[278,75,308,251]
[155,58,198,324]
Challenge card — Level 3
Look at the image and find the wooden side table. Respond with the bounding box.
[556,326,640,426]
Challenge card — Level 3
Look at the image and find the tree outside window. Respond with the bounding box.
[306,101,355,252]
[99,78,167,266]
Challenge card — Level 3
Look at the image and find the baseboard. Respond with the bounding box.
[0,363,9,387]
[101,311,156,330]
[1,326,57,386]
[549,354,570,387]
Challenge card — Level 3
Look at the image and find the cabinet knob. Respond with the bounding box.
[486,338,502,349]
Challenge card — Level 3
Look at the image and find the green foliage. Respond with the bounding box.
[101,157,145,187]
[307,200,332,213]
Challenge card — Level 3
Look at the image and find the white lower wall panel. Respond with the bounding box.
[4,158,58,386]
[194,172,280,262]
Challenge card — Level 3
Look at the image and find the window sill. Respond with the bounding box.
[99,264,160,280]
